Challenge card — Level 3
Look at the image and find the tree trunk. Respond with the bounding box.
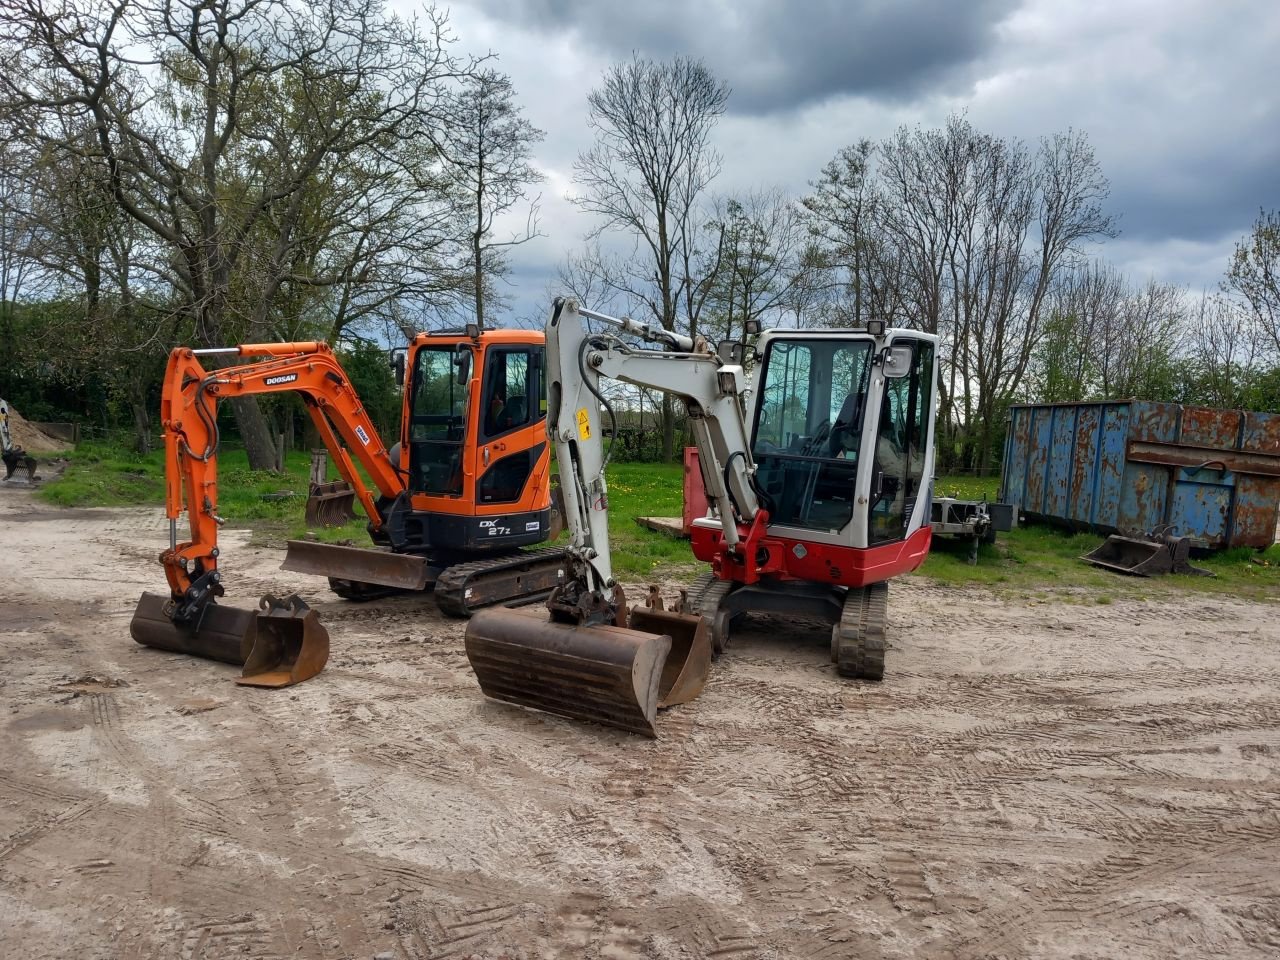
[229,396,280,473]
[129,393,152,455]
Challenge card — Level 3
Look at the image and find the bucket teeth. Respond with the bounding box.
[304,481,357,527]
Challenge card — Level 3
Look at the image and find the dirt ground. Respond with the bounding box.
[2,487,1279,960]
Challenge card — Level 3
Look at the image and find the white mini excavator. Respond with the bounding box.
[465,299,939,736]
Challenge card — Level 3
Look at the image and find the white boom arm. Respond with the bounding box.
[546,299,760,598]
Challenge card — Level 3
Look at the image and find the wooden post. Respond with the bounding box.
[309,448,328,490]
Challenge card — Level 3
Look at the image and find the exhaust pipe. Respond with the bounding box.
[130,592,329,688]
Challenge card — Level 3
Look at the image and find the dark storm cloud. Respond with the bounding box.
[467,0,1018,113]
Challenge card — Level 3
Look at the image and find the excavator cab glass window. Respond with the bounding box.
[477,345,546,504]
[869,339,933,544]
[481,347,543,440]
[407,345,470,495]
[750,337,874,533]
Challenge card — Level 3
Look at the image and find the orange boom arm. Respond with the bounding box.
[158,342,404,616]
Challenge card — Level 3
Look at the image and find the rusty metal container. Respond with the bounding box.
[1001,401,1280,549]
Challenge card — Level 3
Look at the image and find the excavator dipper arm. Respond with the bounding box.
[132,341,403,688]
[465,298,752,734]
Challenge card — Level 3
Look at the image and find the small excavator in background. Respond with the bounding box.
[465,299,939,736]
[1,398,38,482]
[130,329,567,687]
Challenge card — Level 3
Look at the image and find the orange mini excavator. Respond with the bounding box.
[130,329,566,687]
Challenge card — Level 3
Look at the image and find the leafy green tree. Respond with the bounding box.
[1,0,477,469]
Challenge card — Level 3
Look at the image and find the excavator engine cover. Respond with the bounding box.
[465,607,672,737]
[130,592,329,688]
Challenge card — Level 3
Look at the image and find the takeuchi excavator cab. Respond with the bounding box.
[689,329,938,587]
[387,329,554,555]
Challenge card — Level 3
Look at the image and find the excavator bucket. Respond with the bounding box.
[464,606,672,737]
[129,592,329,688]
[628,586,712,708]
[1081,532,1213,578]
[304,480,358,527]
[237,595,331,688]
[463,589,712,736]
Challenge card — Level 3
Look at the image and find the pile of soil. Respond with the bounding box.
[1,401,73,453]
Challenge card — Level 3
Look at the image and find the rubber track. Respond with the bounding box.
[433,547,568,618]
[834,581,887,680]
[683,571,738,655]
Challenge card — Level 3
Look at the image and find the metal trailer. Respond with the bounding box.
[1001,401,1280,550]
[928,498,1016,563]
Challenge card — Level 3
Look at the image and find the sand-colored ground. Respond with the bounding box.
[2,486,1278,959]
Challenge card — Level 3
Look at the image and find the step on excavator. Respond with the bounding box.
[130,330,567,686]
[465,299,939,735]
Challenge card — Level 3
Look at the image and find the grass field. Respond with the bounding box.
[38,441,1280,599]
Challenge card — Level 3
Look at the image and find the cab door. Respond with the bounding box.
[472,343,549,515]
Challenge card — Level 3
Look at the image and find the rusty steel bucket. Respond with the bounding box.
[1081,532,1212,578]
[304,480,357,527]
[464,596,711,737]
[130,592,330,688]
[628,586,712,708]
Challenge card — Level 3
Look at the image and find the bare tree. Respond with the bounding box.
[699,189,807,342]
[0,0,476,469]
[1033,260,1125,401]
[871,117,1116,469]
[439,69,544,329]
[1188,292,1260,408]
[1099,279,1189,399]
[570,54,730,459]
[799,139,908,327]
[1225,208,1280,356]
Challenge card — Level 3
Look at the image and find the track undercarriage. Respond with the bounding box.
[683,572,888,679]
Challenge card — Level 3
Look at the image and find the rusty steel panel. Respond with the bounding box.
[1096,404,1129,529]
[1002,406,1034,509]
[1001,401,1280,549]
[1024,407,1053,513]
[1234,475,1280,548]
[1045,409,1074,518]
[1067,405,1101,524]
[1181,406,1242,449]
[1129,402,1180,443]
[1242,412,1280,455]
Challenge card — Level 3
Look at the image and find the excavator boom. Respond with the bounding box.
[465,299,727,735]
[130,341,404,687]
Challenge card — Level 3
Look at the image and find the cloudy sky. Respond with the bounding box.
[407,0,1279,324]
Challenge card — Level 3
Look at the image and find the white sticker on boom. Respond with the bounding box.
[355,425,370,445]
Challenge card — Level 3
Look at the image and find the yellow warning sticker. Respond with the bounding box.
[576,407,591,441]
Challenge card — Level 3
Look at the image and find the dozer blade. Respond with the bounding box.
[628,605,712,708]
[464,606,672,737]
[304,481,357,527]
[237,594,330,688]
[129,591,329,688]
[281,539,432,591]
